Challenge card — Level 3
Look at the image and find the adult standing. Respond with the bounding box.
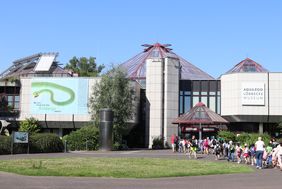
[171,134,176,152]
[255,137,265,169]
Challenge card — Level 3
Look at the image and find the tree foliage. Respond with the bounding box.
[89,67,135,144]
[19,117,41,134]
[65,56,104,77]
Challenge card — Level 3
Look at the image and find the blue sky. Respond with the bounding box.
[0,0,281,78]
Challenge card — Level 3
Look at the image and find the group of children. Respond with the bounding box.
[210,138,282,170]
[170,134,282,171]
[232,140,282,169]
[171,135,198,159]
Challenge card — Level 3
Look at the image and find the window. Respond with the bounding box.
[179,95,183,114]
[184,96,191,113]
[192,81,200,95]
[209,81,216,95]
[201,81,208,95]
[217,96,221,114]
[193,96,199,106]
[201,96,207,106]
[14,95,20,110]
[209,96,216,112]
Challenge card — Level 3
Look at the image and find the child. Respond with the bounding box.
[250,144,256,166]
[214,142,222,160]
[266,144,273,167]
[236,143,242,164]
[242,144,250,164]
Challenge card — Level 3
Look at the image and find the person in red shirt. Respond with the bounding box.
[171,134,176,152]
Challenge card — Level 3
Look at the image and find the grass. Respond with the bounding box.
[0,157,253,178]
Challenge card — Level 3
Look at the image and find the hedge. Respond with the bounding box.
[217,131,236,142]
[0,133,64,155]
[63,125,99,151]
[217,131,271,145]
[29,133,64,153]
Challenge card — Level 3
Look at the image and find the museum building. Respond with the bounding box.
[0,43,282,148]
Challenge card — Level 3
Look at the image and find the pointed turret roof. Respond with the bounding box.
[120,43,214,80]
[224,58,268,74]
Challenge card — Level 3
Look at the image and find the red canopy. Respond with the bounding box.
[172,102,229,125]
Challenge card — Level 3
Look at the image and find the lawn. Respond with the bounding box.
[0,157,253,178]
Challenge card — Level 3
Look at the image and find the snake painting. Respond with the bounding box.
[32,82,75,106]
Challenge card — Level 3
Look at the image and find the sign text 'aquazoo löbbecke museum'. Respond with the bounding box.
[1,44,282,148]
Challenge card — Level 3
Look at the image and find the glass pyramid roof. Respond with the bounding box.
[120,43,214,80]
[224,58,268,74]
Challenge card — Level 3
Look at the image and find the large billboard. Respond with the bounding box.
[31,78,88,114]
[241,82,265,106]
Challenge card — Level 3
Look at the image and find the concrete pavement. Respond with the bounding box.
[0,150,281,189]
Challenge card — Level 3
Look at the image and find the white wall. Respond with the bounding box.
[269,73,282,116]
[146,57,180,148]
[164,57,179,145]
[146,58,164,148]
[221,72,282,122]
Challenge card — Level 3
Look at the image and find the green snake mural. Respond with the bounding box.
[32,82,75,106]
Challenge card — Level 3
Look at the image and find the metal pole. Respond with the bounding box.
[199,123,202,141]
[11,132,14,155]
[64,140,67,153]
[27,142,29,154]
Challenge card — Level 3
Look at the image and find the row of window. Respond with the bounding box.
[0,95,20,111]
[179,80,221,114]
[0,86,20,111]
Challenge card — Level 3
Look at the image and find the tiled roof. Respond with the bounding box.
[172,102,229,125]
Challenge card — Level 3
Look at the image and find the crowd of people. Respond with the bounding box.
[170,134,282,171]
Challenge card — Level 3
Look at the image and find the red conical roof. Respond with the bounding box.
[224,58,268,74]
[120,43,214,80]
[172,102,229,125]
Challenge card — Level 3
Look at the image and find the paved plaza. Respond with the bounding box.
[0,150,281,189]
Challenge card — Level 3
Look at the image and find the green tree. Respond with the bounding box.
[64,56,104,77]
[19,117,41,134]
[89,67,135,146]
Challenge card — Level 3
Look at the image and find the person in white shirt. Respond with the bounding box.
[255,137,265,169]
[273,140,282,171]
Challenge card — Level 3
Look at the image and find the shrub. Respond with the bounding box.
[236,132,250,145]
[152,136,164,149]
[244,133,271,146]
[19,117,41,134]
[0,134,63,154]
[29,133,64,153]
[0,136,11,154]
[0,136,29,154]
[63,125,99,151]
[217,131,236,142]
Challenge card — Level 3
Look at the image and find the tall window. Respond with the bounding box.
[179,91,184,114]
[209,81,217,111]
[217,81,221,114]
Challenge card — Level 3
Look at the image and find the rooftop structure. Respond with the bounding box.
[172,102,228,125]
[120,43,215,80]
[0,53,70,79]
[224,58,268,74]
